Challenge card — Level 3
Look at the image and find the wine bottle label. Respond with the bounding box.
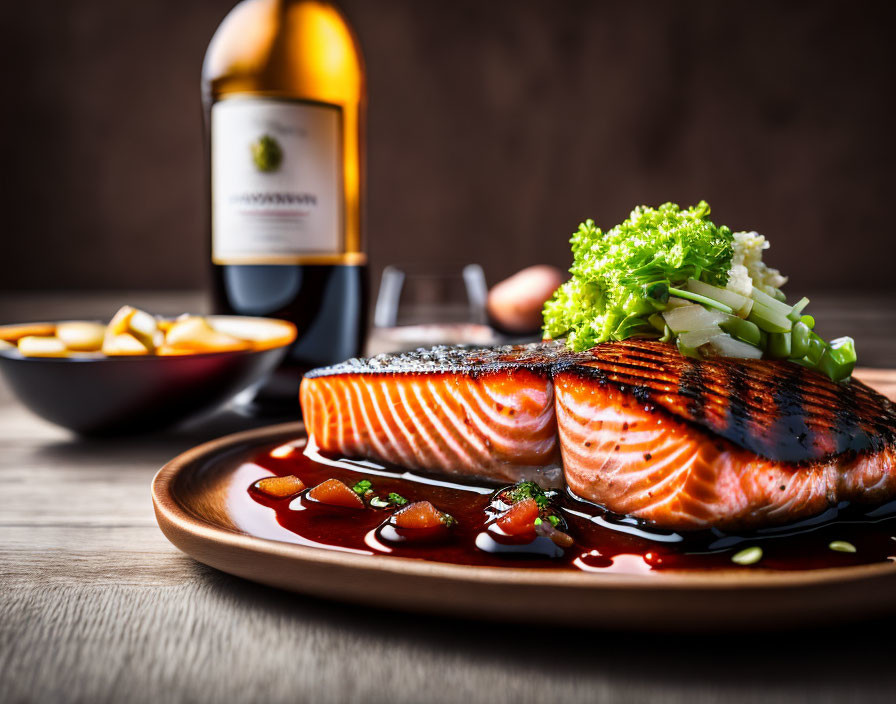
[211,97,346,264]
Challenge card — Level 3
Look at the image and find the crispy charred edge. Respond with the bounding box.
[562,340,896,465]
[552,362,757,469]
[303,367,557,390]
[303,341,577,379]
[769,364,813,459]
[843,377,896,443]
[678,358,706,423]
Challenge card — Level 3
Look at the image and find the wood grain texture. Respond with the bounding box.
[2,294,896,703]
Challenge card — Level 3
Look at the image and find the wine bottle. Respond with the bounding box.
[202,0,367,412]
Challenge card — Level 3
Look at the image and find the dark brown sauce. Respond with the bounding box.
[245,440,896,573]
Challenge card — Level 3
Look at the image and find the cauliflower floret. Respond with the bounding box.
[725,231,788,298]
[725,263,753,299]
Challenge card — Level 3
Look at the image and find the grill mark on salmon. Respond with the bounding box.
[300,340,896,530]
[579,341,896,463]
[677,359,706,423]
[554,368,896,529]
[772,365,813,462]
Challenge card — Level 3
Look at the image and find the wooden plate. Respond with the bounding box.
[152,391,896,630]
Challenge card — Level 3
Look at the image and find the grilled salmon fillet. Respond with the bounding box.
[555,341,896,529]
[300,340,896,530]
[300,343,568,487]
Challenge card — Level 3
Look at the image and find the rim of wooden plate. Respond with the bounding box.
[151,420,896,630]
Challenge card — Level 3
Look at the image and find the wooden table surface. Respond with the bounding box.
[2,292,896,704]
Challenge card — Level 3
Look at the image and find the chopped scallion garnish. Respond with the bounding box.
[787,296,810,322]
[731,546,763,565]
[790,321,810,359]
[828,540,857,553]
[667,287,734,314]
[767,332,792,360]
[351,479,372,496]
[748,301,793,334]
[816,337,857,382]
[720,317,762,347]
[751,286,792,317]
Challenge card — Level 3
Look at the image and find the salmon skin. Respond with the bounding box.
[300,340,896,530]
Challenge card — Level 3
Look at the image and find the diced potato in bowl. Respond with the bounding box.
[57,322,106,351]
[163,316,250,354]
[0,308,298,434]
[0,306,296,359]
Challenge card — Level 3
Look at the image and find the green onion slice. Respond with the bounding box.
[667,287,734,314]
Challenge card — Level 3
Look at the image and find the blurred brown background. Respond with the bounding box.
[3,0,895,294]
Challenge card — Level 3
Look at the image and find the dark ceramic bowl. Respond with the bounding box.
[0,316,296,435]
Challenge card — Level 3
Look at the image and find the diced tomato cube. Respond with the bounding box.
[307,478,365,509]
[393,501,450,530]
[496,498,539,535]
[254,475,306,498]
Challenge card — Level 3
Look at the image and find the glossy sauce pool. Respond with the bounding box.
[244,439,896,573]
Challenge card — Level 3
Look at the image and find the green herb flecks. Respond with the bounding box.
[351,479,372,496]
[503,481,568,536]
[543,201,733,350]
[388,492,409,506]
[507,480,551,510]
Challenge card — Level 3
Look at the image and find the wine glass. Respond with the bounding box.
[367,263,499,355]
